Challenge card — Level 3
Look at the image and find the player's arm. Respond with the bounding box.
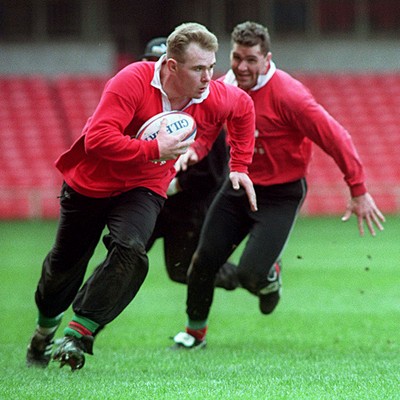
[288,89,385,236]
[224,88,257,212]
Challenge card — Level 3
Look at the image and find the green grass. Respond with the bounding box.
[0,215,399,399]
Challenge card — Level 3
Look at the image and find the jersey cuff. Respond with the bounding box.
[145,139,160,161]
[350,183,367,198]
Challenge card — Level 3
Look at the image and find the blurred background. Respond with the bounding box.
[0,0,399,218]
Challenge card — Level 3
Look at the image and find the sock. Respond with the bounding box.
[36,312,63,335]
[36,325,58,337]
[64,315,99,339]
[186,325,208,342]
[187,319,207,330]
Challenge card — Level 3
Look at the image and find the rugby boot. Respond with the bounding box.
[26,328,57,368]
[53,335,94,371]
[170,332,207,350]
[258,261,282,314]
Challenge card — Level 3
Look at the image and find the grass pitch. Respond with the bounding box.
[0,215,399,399]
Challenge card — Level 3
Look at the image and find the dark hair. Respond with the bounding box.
[141,37,167,60]
[231,21,271,55]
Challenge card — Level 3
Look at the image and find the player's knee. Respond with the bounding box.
[111,236,149,277]
[237,269,259,295]
[166,265,188,284]
[215,262,240,291]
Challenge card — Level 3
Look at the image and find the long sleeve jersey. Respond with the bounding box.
[223,62,367,197]
[55,59,255,198]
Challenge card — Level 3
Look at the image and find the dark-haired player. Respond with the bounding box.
[172,21,385,350]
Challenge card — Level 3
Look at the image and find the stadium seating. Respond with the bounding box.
[0,75,106,218]
[0,73,399,218]
[0,76,67,218]
[53,75,108,143]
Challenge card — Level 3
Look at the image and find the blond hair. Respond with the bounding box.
[167,22,218,63]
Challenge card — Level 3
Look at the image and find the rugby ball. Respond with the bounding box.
[136,111,197,142]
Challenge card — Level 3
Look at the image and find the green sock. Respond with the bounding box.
[64,314,100,338]
[187,319,207,330]
[37,311,63,328]
[36,311,63,336]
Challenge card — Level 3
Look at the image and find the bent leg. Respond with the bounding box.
[237,180,307,297]
[72,187,164,326]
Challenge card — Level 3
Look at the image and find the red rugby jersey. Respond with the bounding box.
[223,64,367,197]
[55,60,255,198]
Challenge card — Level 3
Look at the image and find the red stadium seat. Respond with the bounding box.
[0,75,109,218]
[0,76,65,217]
[53,75,108,142]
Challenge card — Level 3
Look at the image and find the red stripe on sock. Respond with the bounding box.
[274,262,281,274]
[68,321,93,337]
[186,327,207,341]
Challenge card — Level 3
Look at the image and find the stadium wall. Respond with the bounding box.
[0,38,399,75]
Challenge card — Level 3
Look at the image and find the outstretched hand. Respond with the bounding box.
[229,171,258,212]
[341,192,385,236]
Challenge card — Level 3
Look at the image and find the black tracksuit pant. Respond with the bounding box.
[187,178,307,321]
[35,182,164,327]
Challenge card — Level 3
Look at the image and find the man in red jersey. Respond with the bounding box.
[171,21,385,350]
[26,22,256,371]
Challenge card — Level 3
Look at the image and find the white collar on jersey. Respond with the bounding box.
[223,60,276,91]
[151,55,210,111]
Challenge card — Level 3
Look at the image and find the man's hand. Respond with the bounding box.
[341,192,385,236]
[229,171,258,212]
[174,147,199,172]
[155,118,195,161]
